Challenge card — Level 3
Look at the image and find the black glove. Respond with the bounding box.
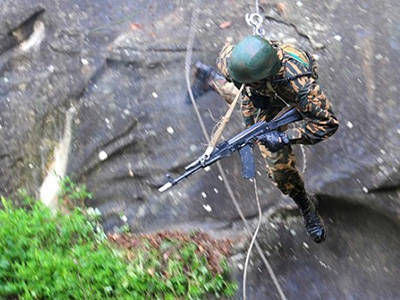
[257,131,290,152]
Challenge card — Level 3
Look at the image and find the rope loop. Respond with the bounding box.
[245,12,265,36]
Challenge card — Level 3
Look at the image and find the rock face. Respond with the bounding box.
[1,0,399,299]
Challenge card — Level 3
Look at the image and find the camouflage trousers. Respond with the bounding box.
[209,78,305,197]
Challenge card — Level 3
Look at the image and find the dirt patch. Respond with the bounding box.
[108,230,234,274]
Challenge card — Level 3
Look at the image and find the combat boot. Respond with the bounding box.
[292,192,326,243]
[185,62,223,103]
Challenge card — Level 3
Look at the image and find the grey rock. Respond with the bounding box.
[1,0,399,299]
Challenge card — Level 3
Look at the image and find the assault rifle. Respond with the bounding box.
[159,107,302,192]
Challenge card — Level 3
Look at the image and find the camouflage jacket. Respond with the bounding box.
[216,42,339,145]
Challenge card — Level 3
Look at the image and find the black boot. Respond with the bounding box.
[185,62,223,103]
[292,192,326,243]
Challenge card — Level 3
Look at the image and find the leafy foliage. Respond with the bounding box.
[0,180,237,299]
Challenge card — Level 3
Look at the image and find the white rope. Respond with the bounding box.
[243,178,262,300]
[184,5,210,142]
[184,2,287,300]
[255,0,260,14]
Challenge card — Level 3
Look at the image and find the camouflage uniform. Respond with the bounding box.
[208,42,339,199]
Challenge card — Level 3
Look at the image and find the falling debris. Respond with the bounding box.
[362,187,369,193]
[99,150,108,161]
[152,92,158,98]
[81,58,89,65]
[203,204,212,212]
[201,192,207,198]
[218,175,223,181]
[275,3,288,16]
[130,23,143,31]
[303,242,309,249]
[219,21,232,29]
[166,126,174,134]
[346,121,354,129]
[334,35,342,42]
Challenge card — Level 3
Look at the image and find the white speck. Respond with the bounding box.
[204,166,211,172]
[190,144,197,152]
[238,263,243,270]
[346,121,353,129]
[28,163,34,169]
[152,92,158,98]
[81,58,89,65]
[218,175,223,181]
[290,229,296,236]
[354,45,360,50]
[166,126,174,134]
[334,35,342,42]
[120,215,128,222]
[270,222,278,230]
[213,188,219,194]
[296,1,303,7]
[303,242,309,249]
[257,171,262,176]
[48,65,55,72]
[105,118,110,124]
[87,207,101,217]
[3,77,8,83]
[99,151,108,161]
[375,54,383,61]
[313,54,320,61]
[203,204,212,212]
[397,129,400,135]
[128,168,134,177]
[123,109,130,115]
[377,157,384,164]
[362,186,369,193]
[205,23,211,28]
[319,260,328,268]
[314,24,324,32]
[380,149,386,155]
[201,192,207,198]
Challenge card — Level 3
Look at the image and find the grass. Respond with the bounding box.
[0,178,237,299]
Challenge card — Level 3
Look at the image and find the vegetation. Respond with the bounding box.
[0,179,237,299]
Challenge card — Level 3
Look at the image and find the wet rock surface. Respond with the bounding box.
[1,0,399,298]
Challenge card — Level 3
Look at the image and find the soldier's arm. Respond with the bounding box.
[285,79,339,145]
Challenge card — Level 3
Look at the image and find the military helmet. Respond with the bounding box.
[227,35,281,83]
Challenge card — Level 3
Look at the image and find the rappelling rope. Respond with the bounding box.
[203,84,244,158]
[184,2,287,300]
[243,178,262,300]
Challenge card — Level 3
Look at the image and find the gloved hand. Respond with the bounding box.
[257,131,290,152]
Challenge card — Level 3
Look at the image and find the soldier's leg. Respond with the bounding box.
[259,143,326,243]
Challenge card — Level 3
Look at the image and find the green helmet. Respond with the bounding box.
[227,36,281,83]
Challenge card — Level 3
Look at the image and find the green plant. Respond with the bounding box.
[59,176,92,208]
[0,182,237,299]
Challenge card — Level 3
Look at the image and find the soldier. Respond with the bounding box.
[192,35,339,243]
